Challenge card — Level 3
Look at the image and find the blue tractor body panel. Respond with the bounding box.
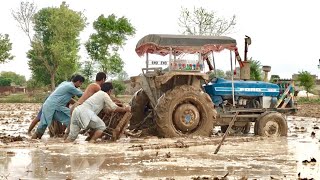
[203,78,280,105]
[204,78,279,97]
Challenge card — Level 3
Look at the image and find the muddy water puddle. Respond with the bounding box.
[0,103,320,179]
[1,135,319,179]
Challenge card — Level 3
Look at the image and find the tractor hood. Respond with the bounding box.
[203,78,280,97]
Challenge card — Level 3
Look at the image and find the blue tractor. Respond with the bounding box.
[129,34,296,138]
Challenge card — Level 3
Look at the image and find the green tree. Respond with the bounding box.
[209,69,225,79]
[0,71,26,86]
[0,77,12,86]
[249,58,262,81]
[111,71,130,96]
[225,70,232,79]
[27,55,51,85]
[178,6,236,36]
[270,74,280,83]
[117,70,129,81]
[297,71,315,98]
[80,59,96,83]
[0,34,14,63]
[14,2,86,90]
[112,80,126,96]
[26,78,43,89]
[85,14,135,75]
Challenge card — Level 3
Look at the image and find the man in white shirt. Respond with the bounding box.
[65,82,131,143]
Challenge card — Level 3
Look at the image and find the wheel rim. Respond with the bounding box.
[173,103,200,132]
[263,121,280,136]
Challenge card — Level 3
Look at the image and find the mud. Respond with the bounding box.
[0,103,320,179]
[295,103,320,118]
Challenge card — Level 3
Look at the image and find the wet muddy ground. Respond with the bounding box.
[0,103,320,179]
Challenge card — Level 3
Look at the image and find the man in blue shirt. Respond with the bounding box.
[27,74,77,135]
[32,75,85,139]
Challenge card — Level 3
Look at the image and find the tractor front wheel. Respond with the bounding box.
[254,112,287,137]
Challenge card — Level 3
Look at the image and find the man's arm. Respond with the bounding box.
[110,96,122,103]
[114,105,131,113]
[68,84,83,98]
[68,98,77,105]
[104,93,131,113]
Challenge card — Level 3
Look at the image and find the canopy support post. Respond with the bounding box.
[169,47,172,71]
[146,53,149,69]
[230,50,235,107]
[211,51,216,76]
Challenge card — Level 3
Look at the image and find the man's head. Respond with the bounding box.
[96,72,107,86]
[69,74,78,81]
[72,75,85,88]
[101,82,113,95]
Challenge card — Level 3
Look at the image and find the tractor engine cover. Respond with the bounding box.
[203,78,279,105]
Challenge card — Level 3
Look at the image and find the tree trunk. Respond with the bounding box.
[50,73,55,91]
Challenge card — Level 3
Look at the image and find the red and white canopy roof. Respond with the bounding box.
[135,34,237,57]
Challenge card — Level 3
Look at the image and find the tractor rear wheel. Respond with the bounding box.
[155,85,217,138]
[254,112,287,137]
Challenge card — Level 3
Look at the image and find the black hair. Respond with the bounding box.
[96,72,107,81]
[101,82,113,93]
[69,74,78,81]
[72,75,85,83]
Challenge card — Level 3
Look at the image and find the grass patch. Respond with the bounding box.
[0,93,133,104]
[0,93,48,103]
[296,97,320,104]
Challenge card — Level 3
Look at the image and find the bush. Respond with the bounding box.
[112,80,126,96]
[0,77,11,86]
[297,97,320,104]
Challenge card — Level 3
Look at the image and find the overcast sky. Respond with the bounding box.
[0,0,320,80]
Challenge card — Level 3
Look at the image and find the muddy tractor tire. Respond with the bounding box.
[254,112,287,137]
[155,85,217,138]
[221,122,251,134]
[128,89,150,130]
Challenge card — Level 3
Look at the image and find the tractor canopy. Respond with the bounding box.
[135,34,237,57]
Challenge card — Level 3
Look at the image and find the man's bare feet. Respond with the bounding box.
[31,132,41,139]
[64,139,73,143]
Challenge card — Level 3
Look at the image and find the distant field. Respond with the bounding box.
[0,92,48,103]
[0,92,132,103]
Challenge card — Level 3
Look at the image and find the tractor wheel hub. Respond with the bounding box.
[263,121,280,137]
[173,103,200,132]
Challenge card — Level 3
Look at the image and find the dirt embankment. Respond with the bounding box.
[295,103,320,118]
